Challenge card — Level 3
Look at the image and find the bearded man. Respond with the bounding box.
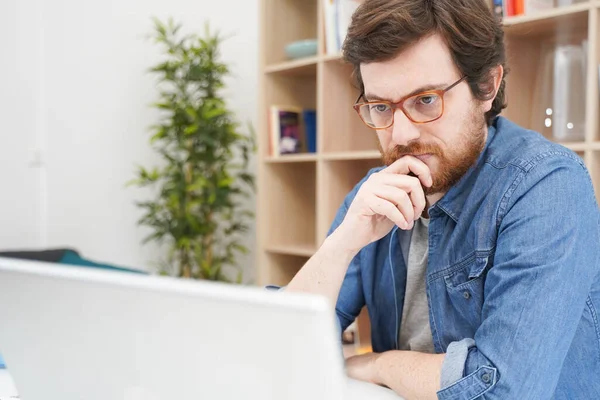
[277,0,600,399]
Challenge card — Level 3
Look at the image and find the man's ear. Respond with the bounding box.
[482,65,504,113]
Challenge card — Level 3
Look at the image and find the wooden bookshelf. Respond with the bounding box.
[256,0,600,349]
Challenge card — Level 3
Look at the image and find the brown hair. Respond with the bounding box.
[342,0,507,126]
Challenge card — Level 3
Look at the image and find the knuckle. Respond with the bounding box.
[398,190,408,201]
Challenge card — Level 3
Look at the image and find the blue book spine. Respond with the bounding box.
[303,110,317,153]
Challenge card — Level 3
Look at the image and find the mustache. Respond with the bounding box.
[382,142,443,165]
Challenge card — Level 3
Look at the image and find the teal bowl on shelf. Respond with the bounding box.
[285,39,318,60]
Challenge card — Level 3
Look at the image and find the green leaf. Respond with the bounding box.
[217,176,234,188]
[238,172,255,189]
[183,124,199,135]
[185,107,198,120]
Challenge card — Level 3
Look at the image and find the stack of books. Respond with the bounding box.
[492,0,554,19]
[268,105,317,156]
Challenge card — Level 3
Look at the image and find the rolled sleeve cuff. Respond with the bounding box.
[438,339,499,400]
[440,338,475,389]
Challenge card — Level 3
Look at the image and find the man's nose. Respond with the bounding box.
[390,108,420,146]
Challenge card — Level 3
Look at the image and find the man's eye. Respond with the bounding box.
[417,95,438,105]
[370,104,390,112]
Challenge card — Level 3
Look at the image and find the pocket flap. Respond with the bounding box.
[468,256,489,279]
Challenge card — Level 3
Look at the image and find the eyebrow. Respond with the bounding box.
[364,82,449,102]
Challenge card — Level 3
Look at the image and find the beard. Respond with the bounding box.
[380,108,486,195]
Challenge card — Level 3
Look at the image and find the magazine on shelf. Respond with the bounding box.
[269,106,317,156]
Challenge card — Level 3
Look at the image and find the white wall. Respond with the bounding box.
[0,0,259,283]
[0,1,45,249]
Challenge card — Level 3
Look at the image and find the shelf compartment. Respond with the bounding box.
[318,159,383,242]
[263,74,317,158]
[260,253,308,287]
[263,0,318,66]
[264,162,317,250]
[503,8,588,142]
[264,74,317,109]
[320,59,379,153]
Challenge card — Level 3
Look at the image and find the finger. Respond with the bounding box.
[367,195,410,229]
[380,156,433,188]
[372,186,415,224]
[379,174,426,219]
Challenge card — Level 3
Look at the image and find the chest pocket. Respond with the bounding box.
[443,255,491,328]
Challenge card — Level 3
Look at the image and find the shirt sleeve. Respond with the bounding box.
[328,198,365,333]
[323,173,371,333]
[437,154,600,399]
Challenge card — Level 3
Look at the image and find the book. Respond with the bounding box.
[323,0,363,55]
[269,106,317,156]
[335,0,362,53]
[502,0,516,18]
[515,0,525,15]
[270,105,303,155]
[303,109,317,154]
[323,0,338,55]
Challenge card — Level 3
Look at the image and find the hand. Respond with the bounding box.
[345,352,382,385]
[335,156,432,252]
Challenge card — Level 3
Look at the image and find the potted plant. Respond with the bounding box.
[130,18,255,283]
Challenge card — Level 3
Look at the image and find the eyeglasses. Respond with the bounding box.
[353,76,467,130]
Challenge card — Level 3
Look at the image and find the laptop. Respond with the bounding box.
[0,257,400,400]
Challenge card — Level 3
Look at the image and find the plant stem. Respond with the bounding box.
[184,136,194,278]
[204,211,214,278]
[181,249,191,278]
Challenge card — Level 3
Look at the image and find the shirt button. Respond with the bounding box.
[481,373,491,384]
[463,291,471,299]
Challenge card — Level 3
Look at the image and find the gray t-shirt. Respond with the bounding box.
[398,217,435,353]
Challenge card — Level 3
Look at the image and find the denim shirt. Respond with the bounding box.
[328,117,600,399]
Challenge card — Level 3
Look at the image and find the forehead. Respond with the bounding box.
[359,34,459,99]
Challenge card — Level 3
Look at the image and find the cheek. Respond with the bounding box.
[377,130,393,149]
[419,120,450,148]
[429,102,474,147]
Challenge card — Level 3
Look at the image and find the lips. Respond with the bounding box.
[413,154,433,162]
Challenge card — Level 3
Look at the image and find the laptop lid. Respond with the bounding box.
[0,257,346,400]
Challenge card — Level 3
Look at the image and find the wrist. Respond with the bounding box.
[325,225,362,258]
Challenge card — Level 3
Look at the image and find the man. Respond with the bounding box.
[280,0,600,399]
